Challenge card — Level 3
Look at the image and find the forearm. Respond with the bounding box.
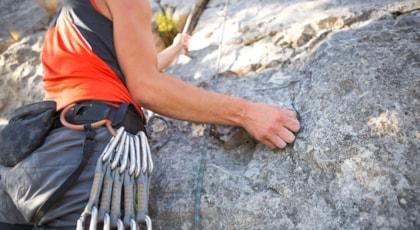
[107,0,300,150]
[157,43,182,71]
[133,73,248,126]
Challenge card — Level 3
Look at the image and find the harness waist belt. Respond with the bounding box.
[63,101,146,134]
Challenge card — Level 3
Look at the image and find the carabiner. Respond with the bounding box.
[128,135,136,175]
[139,132,148,174]
[119,134,130,174]
[134,135,142,177]
[76,215,85,230]
[89,206,99,230]
[130,219,138,230]
[103,213,111,230]
[117,219,124,230]
[145,215,153,230]
[102,127,125,162]
[111,132,128,169]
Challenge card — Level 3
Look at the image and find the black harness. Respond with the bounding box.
[1,101,145,230]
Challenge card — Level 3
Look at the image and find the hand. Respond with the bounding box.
[172,33,190,53]
[241,102,300,150]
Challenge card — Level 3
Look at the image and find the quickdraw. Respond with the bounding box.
[59,103,154,230]
[76,128,154,230]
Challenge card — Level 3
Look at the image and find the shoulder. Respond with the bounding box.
[104,0,152,16]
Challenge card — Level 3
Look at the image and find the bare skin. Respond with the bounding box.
[96,0,300,149]
[157,33,190,71]
[94,0,189,71]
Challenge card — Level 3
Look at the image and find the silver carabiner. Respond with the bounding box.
[134,135,142,177]
[145,137,154,174]
[89,206,99,230]
[111,132,128,169]
[76,215,86,230]
[145,215,152,230]
[130,219,138,230]
[102,127,125,162]
[139,131,153,173]
[117,219,124,230]
[119,133,130,174]
[103,213,111,230]
[128,135,136,176]
[139,132,148,174]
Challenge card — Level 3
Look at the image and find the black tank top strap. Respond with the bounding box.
[60,0,126,85]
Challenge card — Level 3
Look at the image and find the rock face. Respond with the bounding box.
[0,0,51,118]
[1,0,419,229]
[151,0,420,229]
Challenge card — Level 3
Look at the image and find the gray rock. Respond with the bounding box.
[0,33,45,117]
[151,1,420,229]
[0,0,49,53]
[0,0,419,229]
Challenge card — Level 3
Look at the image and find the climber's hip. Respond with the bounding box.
[0,126,112,227]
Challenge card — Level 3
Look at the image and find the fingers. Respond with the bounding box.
[284,118,300,133]
[280,108,297,118]
[261,139,276,150]
[270,135,287,149]
[263,118,298,149]
[278,127,295,144]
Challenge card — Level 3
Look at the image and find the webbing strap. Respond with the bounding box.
[31,125,97,227]
[0,222,73,230]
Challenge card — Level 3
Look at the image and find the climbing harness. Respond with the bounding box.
[65,103,155,230]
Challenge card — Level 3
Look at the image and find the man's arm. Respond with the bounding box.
[157,33,189,71]
[105,0,300,149]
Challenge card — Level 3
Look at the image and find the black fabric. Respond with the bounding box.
[32,101,145,226]
[0,222,33,230]
[62,0,126,85]
[0,101,57,167]
[65,101,146,134]
[31,126,97,227]
[0,222,74,230]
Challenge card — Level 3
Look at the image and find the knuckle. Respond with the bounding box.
[290,134,296,142]
[286,135,295,143]
[256,133,266,141]
[280,141,287,148]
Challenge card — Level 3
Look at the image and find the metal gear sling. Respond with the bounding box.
[52,102,155,230]
[75,127,153,230]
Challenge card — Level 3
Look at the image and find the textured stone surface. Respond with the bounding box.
[0,0,49,53]
[151,1,420,229]
[0,0,419,229]
[0,33,45,117]
[0,0,52,117]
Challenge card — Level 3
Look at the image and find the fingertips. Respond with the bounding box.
[280,108,297,118]
[271,135,287,149]
[278,128,295,144]
[285,118,300,133]
[262,139,276,150]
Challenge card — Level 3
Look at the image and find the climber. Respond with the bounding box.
[0,0,300,229]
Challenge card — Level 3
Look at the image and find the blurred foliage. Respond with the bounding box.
[8,26,21,42]
[155,12,178,47]
[37,0,59,17]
